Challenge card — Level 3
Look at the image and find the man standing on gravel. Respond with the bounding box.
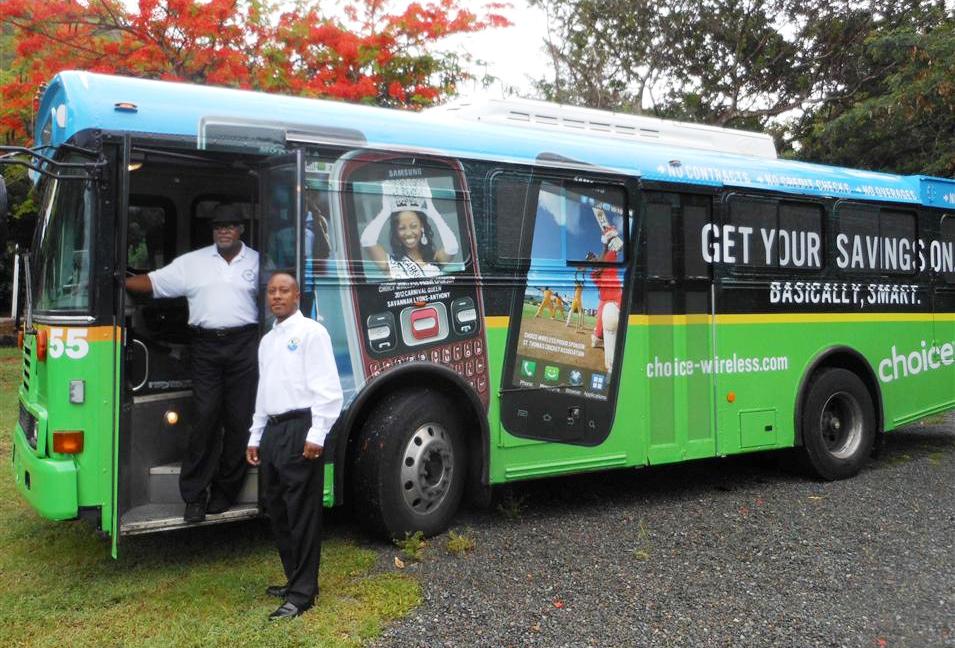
[246,272,343,621]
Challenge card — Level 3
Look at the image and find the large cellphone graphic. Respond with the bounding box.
[329,151,489,406]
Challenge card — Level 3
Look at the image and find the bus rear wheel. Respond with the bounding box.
[799,368,875,480]
[350,388,465,539]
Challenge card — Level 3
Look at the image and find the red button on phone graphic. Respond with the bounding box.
[410,307,439,339]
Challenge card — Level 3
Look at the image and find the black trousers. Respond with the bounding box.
[260,415,324,608]
[180,328,258,504]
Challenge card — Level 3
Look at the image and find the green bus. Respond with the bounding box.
[4,71,954,557]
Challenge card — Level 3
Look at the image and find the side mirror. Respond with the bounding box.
[0,175,7,221]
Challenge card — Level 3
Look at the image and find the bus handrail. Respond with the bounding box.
[129,339,149,392]
[22,254,34,335]
[0,144,105,180]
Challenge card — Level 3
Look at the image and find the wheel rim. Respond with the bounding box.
[400,423,454,515]
[818,391,864,459]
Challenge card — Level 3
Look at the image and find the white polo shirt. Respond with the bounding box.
[148,243,259,328]
[248,310,344,448]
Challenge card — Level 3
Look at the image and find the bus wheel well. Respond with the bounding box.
[795,348,884,446]
[338,367,488,510]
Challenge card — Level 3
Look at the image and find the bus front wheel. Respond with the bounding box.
[350,388,466,539]
[799,368,876,480]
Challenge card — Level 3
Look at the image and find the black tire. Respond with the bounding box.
[350,388,466,539]
[799,368,876,480]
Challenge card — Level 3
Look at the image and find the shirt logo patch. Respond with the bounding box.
[287,337,301,351]
[242,269,255,282]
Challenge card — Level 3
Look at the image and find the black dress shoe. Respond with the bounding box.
[183,500,206,523]
[206,497,232,515]
[268,601,309,621]
[265,584,288,598]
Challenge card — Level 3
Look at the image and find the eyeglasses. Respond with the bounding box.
[213,223,240,231]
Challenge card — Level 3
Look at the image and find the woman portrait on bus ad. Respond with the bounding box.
[359,178,460,279]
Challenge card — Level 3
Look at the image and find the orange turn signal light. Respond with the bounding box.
[53,430,84,454]
[36,329,48,361]
[727,391,736,403]
[17,330,23,349]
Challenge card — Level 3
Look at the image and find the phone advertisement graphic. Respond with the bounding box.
[501,177,630,446]
[510,185,625,401]
[332,152,490,406]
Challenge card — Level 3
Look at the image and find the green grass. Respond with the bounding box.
[0,347,420,647]
[393,531,426,562]
[445,529,475,556]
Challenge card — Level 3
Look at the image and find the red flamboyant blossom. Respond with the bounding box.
[0,0,511,142]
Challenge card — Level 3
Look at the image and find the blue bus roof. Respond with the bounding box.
[37,70,955,209]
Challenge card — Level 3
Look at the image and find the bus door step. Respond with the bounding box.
[120,502,260,536]
[147,463,258,505]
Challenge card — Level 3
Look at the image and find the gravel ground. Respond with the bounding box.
[364,416,955,648]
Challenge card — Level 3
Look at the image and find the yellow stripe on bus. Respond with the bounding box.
[35,324,119,342]
[627,313,938,326]
[483,313,943,329]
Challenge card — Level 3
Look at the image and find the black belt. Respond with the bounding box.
[267,408,311,425]
[190,323,257,338]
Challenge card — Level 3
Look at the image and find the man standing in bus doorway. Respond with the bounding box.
[246,272,343,621]
[125,204,259,523]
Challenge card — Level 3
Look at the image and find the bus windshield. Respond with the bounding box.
[32,168,95,312]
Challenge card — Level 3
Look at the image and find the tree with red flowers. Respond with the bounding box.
[0,0,510,142]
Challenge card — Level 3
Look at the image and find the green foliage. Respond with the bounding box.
[445,529,475,556]
[791,20,955,176]
[532,0,955,175]
[0,160,39,312]
[0,349,421,647]
[394,531,426,562]
[3,161,38,225]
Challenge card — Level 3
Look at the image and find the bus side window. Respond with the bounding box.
[683,203,710,279]
[492,175,534,266]
[645,202,673,279]
[727,196,822,271]
[127,201,175,272]
[306,191,332,262]
[941,215,955,283]
[880,210,917,275]
[727,197,775,269]
[779,202,823,270]
[837,205,879,274]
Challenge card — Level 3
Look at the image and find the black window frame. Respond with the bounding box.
[488,167,630,270]
[722,193,826,276]
[31,156,99,316]
[833,201,920,279]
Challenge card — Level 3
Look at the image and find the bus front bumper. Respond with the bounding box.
[12,427,78,521]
